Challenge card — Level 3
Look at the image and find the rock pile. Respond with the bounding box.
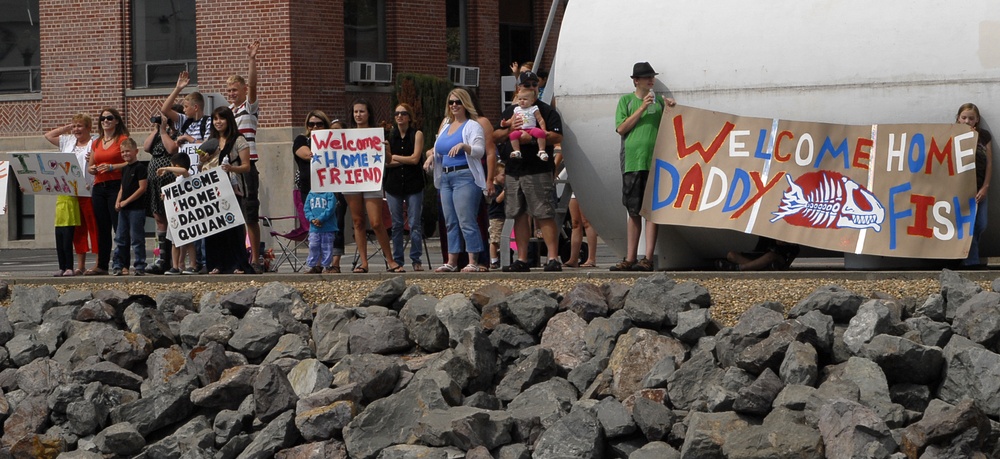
[0,270,998,458]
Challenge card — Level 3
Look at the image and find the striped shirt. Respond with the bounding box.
[231,97,259,161]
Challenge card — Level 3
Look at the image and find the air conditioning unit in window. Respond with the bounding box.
[448,65,480,87]
[349,61,393,84]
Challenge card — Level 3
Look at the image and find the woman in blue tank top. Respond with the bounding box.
[430,88,488,272]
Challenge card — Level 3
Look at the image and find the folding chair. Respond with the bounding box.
[261,190,310,273]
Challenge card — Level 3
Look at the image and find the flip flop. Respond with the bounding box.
[84,268,108,276]
[387,265,406,273]
[434,264,458,273]
[579,261,597,268]
[353,266,369,274]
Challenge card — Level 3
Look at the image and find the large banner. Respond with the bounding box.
[0,161,8,216]
[6,152,92,197]
[646,105,979,259]
[310,128,387,193]
[161,167,245,246]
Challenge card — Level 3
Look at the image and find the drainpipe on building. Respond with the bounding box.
[531,0,564,75]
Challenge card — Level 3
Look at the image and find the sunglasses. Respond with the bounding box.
[307,121,327,128]
[447,100,463,106]
[394,111,410,117]
[99,115,116,122]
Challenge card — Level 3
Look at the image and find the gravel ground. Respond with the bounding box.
[0,274,967,327]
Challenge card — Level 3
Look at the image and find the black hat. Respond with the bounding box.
[519,71,540,85]
[631,62,658,78]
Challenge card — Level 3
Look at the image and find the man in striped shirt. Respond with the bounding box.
[227,40,263,273]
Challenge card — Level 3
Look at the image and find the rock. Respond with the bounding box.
[2,395,49,448]
[818,398,897,459]
[179,312,240,348]
[899,398,991,458]
[154,290,194,314]
[399,295,449,352]
[788,285,865,323]
[843,299,903,354]
[312,306,353,364]
[532,408,604,459]
[254,364,299,423]
[584,312,632,356]
[495,346,557,402]
[295,399,356,442]
[94,422,144,456]
[889,383,931,413]
[329,353,400,403]
[414,406,513,450]
[736,319,818,375]
[679,411,752,458]
[594,397,636,438]
[358,276,406,307]
[75,299,115,322]
[915,293,947,322]
[733,368,784,416]
[608,328,686,402]
[939,269,983,318]
[622,274,678,328]
[16,358,67,395]
[348,316,413,355]
[454,327,497,394]
[507,377,578,434]
[343,378,449,459]
[490,324,536,364]
[6,332,50,367]
[859,334,944,385]
[123,305,176,348]
[629,441,680,459]
[238,409,298,459]
[499,288,559,335]
[287,359,333,398]
[275,439,348,459]
[796,310,836,358]
[631,396,675,441]
[666,350,723,411]
[191,365,259,409]
[228,308,284,359]
[219,287,257,318]
[540,311,591,371]
[0,309,13,346]
[672,308,711,344]
[568,356,608,393]
[263,334,313,364]
[376,445,464,458]
[435,293,482,345]
[951,291,1000,347]
[939,346,1000,417]
[9,285,59,325]
[780,340,818,386]
[110,374,196,436]
[256,282,312,322]
[560,283,609,321]
[722,407,824,459]
[71,361,143,391]
[470,283,514,310]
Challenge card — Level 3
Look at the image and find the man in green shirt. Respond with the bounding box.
[612,62,675,271]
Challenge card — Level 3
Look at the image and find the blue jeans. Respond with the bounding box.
[113,208,147,270]
[307,231,335,267]
[439,168,484,254]
[386,190,424,265]
[964,196,988,266]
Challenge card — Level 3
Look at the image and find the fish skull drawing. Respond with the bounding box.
[770,171,885,232]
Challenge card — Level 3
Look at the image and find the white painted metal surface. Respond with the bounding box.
[553,0,1000,268]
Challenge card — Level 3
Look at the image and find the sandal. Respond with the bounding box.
[324,266,341,274]
[387,264,406,273]
[461,264,488,273]
[209,268,222,275]
[579,261,598,268]
[353,266,369,274]
[83,268,108,276]
[564,262,580,268]
[412,262,424,272]
[609,259,635,272]
[434,264,458,273]
[234,269,245,274]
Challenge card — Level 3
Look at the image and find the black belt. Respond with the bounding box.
[443,164,469,173]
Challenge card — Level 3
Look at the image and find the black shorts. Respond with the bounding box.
[242,162,260,223]
[622,171,649,217]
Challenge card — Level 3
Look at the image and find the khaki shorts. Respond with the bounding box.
[488,217,505,245]
[505,172,555,220]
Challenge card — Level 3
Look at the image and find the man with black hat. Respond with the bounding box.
[611,62,675,272]
[494,70,564,272]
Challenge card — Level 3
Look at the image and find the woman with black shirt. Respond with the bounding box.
[384,103,427,271]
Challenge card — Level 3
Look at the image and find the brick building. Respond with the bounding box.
[0,0,563,249]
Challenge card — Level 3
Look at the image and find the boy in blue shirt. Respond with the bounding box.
[304,190,339,273]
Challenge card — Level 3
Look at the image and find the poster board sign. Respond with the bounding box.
[179,142,202,172]
[0,161,8,216]
[310,128,387,193]
[646,105,978,259]
[5,152,92,197]
[161,166,245,246]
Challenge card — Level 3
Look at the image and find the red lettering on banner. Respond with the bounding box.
[852,138,873,170]
[674,116,734,164]
[732,171,787,219]
[925,138,955,176]
[673,164,704,211]
[773,131,794,162]
[908,194,935,238]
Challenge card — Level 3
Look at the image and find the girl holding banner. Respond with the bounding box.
[44,114,99,276]
[957,103,993,268]
[85,108,129,275]
[201,107,254,274]
[345,98,404,274]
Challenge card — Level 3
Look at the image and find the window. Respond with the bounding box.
[446,0,467,64]
[345,0,386,62]
[132,0,197,88]
[0,0,40,93]
[15,187,33,240]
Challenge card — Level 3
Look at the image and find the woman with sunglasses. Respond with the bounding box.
[294,111,348,272]
[84,108,130,275]
[430,89,488,272]
[345,98,404,273]
[384,103,426,272]
[143,107,181,274]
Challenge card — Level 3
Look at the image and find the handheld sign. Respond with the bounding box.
[310,128,387,192]
[0,161,8,215]
[6,152,92,197]
[162,166,245,246]
[647,105,978,259]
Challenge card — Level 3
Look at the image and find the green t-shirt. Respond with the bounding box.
[615,92,664,173]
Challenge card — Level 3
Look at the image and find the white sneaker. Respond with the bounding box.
[510,150,521,159]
